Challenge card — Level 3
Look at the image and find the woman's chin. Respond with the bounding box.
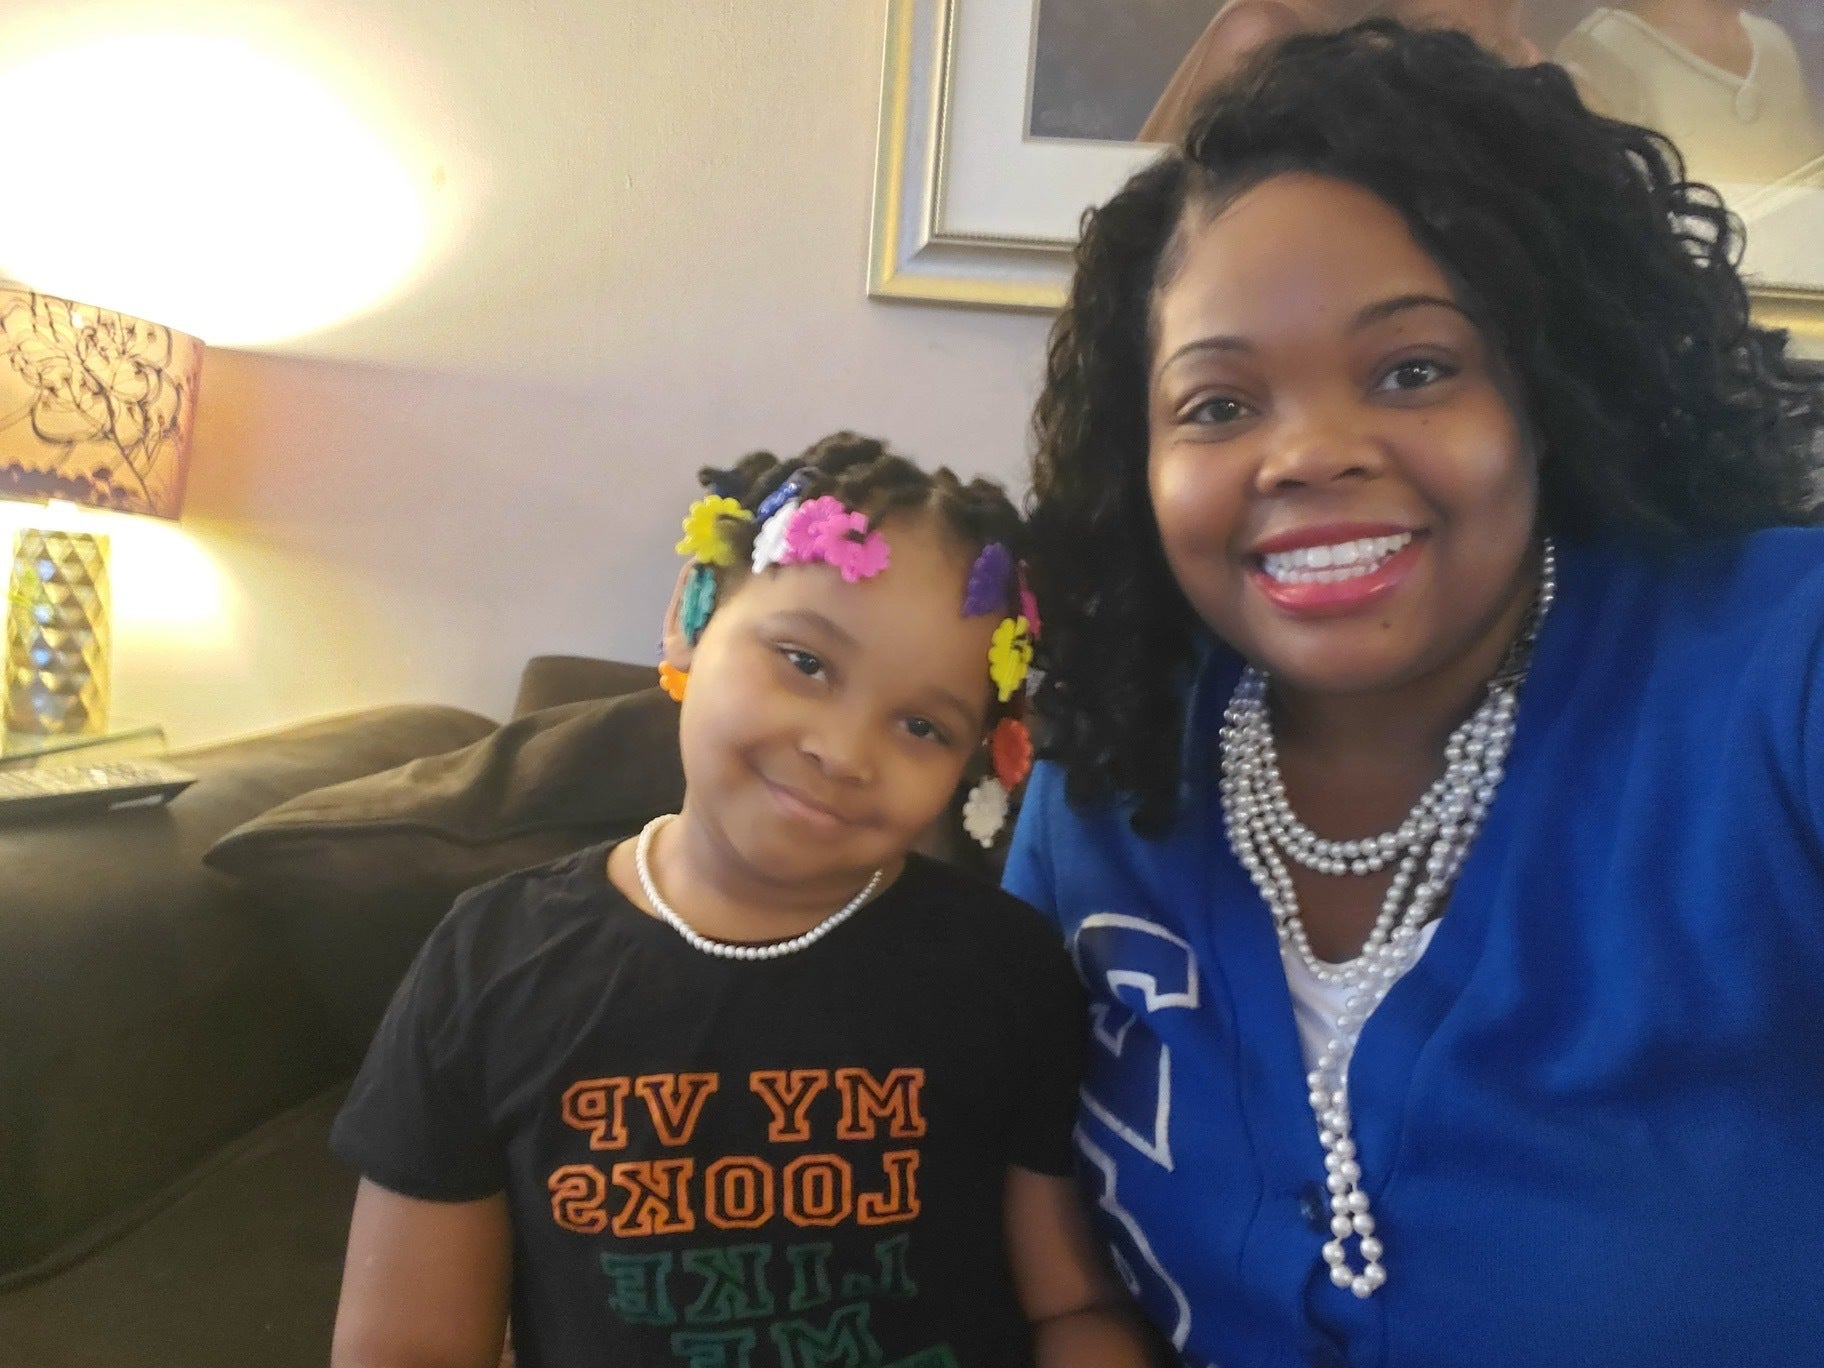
[1246,635,1434,700]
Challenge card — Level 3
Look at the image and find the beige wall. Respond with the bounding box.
[0,1,1052,746]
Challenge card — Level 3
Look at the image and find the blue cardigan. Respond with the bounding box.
[1005,531,1824,1368]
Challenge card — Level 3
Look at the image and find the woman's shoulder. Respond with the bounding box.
[1571,527,1824,613]
[1559,529,1824,694]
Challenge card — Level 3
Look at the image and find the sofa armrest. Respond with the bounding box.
[0,703,495,1286]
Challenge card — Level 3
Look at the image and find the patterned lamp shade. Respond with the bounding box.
[0,287,202,519]
[0,287,204,735]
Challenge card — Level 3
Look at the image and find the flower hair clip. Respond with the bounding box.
[959,542,1042,848]
[676,494,752,567]
[679,563,717,646]
[752,494,891,583]
[1017,561,1041,639]
[988,616,1033,703]
[963,543,1015,618]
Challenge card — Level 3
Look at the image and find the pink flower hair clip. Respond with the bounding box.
[754,494,892,583]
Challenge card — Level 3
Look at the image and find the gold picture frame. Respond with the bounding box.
[869,0,1824,344]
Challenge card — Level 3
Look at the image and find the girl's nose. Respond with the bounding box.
[799,713,875,784]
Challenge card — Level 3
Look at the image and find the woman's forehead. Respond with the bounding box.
[1154,175,1458,351]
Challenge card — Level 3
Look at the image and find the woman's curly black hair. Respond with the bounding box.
[1028,19,1824,835]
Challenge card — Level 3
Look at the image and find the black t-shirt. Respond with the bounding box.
[331,845,1087,1368]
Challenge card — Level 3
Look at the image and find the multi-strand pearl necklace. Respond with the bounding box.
[1218,542,1556,1299]
[633,814,883,961]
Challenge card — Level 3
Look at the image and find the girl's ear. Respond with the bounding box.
[660,562,700,670]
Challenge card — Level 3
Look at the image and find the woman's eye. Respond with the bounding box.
[1377,358,1455,393]
[1185,395,1252,426]
[781,648,824,679]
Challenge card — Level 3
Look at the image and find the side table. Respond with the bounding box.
[0,721,166,770]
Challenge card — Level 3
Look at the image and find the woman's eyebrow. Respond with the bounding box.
[1155,334,1252,380]
[1348,293,1467,332]
[1154,293,1470,382]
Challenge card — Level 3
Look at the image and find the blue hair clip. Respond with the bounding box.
[755,471,807,523]
[680,563,718,645]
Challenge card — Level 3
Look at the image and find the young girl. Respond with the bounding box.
[1014,21,1824,1367]
[328,434,1154,1368]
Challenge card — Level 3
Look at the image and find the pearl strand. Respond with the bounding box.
[633,814,883,961]
[1217,542,1555,1298]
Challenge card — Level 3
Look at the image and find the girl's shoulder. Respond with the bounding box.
[419,839,638,980]
[893,853,1072,958]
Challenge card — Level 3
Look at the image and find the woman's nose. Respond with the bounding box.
[1253,403,1379,493]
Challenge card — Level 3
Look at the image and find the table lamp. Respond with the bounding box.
[0,286,202,735]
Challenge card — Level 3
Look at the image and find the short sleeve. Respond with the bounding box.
[329,893,507,1201]
[1001,908,1088,1177]
[1552,25,1645,124]
[1002,760,1060,918]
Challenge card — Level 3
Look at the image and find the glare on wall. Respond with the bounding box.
[0,35,433,346]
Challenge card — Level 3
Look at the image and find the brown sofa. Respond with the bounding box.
[0,656,685,1368]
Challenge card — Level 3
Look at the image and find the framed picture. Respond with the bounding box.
[869,0,1824,339]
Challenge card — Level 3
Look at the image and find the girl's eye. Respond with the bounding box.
[1184,394,1253,426]
[781,647,824,679]
[904,716,951,746]
[1376,358,1455,393]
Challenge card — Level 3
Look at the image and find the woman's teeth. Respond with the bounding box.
[1259,533,1413,584]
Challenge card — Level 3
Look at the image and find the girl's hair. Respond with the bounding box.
[697,430,1025,579]
[1028,19,1824,834]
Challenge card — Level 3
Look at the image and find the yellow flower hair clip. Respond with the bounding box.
[675,495,753,567]
[988,616,1033,703]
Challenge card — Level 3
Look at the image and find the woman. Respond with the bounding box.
[1010,21,1824,1367]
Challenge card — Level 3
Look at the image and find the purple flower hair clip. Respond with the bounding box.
[963,542,1015,618]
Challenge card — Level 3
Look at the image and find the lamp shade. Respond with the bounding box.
[0,286,202,520]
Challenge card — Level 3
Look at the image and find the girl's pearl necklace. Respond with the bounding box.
[1217,541,1555,1299]
[633,814,883,961]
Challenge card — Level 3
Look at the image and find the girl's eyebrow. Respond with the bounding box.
[764,609,856,647]
[919,684,984,730]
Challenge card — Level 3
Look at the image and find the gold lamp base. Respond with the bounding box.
[5,528,111,735]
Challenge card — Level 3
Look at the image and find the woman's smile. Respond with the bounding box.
[1248,524,1426,617]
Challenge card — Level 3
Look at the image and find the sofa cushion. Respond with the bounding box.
[204,688,684,1063]
[512,654,657,717]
